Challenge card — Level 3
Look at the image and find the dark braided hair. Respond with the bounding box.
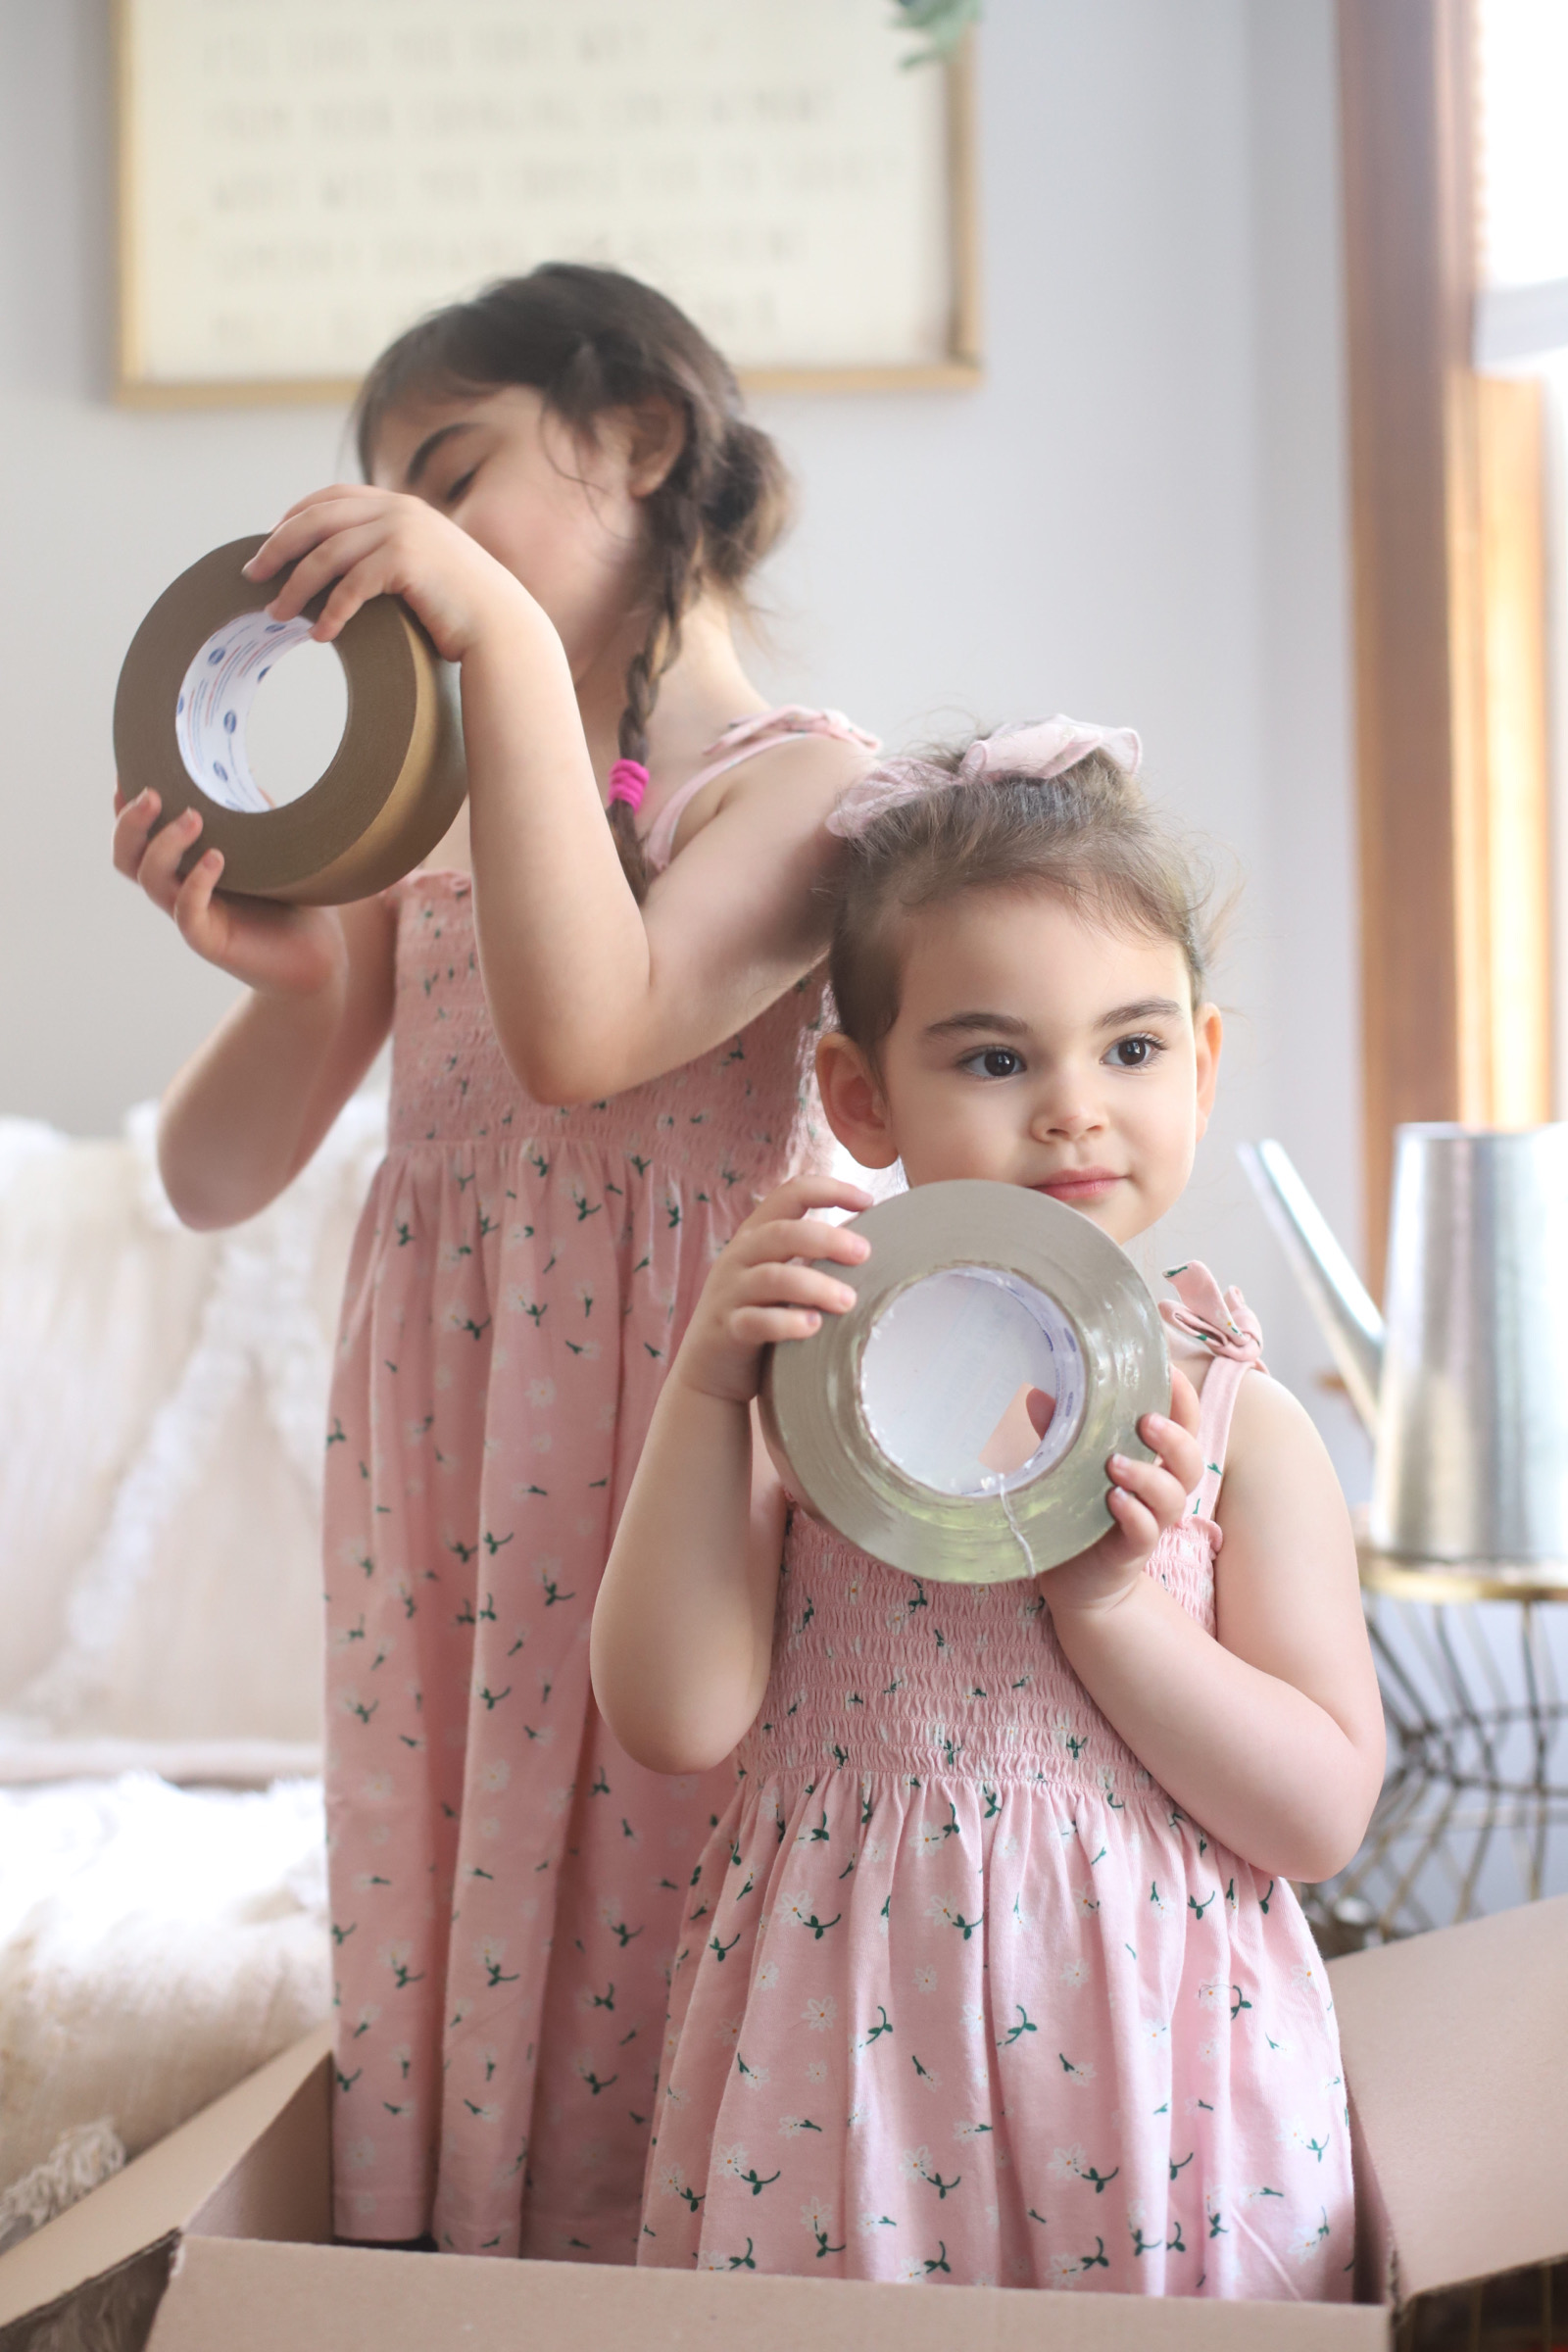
[353,266,791,900]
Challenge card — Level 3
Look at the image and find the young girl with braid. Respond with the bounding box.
[593,722,1384,2300]
[111,266,877,2262]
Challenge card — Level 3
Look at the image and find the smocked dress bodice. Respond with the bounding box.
[387,872,829,1184]
[642,1297,1355,2303]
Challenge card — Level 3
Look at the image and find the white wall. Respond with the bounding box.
[0,0,1369,1486]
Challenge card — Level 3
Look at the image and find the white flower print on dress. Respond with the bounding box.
[345,2136,377,2171]
[627,1283,1354,2297]
[1293,2211,1333,2265]
[805,2060,828,2084]
[756,1961,781,1990]
[803,1995,837,2033]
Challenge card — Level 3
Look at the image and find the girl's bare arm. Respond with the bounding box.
[157,892,396,1229]
[465,628,870,1101]
[1046,1375,1385,1883]
[591,1174,871,1773]
[591,1388,787,1776]
[246,489,872,1105]
[115,782,398,1230]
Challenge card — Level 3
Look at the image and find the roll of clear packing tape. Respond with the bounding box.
[114,535,466,904]
[760,1179,1170,1584]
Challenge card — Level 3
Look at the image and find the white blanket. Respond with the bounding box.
[0,1775,328,2241]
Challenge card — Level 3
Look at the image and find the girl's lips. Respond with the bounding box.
[1033,1171,1125,1201]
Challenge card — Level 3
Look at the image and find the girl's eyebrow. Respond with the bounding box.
[1099,997,1185,1027]
[922,1009,1030,1039]
[404,418,480,490]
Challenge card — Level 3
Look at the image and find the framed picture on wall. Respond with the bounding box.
[113,0,981,405]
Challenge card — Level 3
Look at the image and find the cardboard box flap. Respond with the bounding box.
[0,2026,330,2329]
[146,2236,1391,2352]
[1327,1893,1568,2301]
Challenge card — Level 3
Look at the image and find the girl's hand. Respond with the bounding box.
[675,1174,874,1407]
[113,783,348,1000]
[241,484,533,662]
[1043,1365,1204,1615]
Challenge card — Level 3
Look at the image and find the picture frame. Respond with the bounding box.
[113,0,982,406]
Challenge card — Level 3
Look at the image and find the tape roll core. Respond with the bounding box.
[760,1179,1170,1584]
[114,536,467,905]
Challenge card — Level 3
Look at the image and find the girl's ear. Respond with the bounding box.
[621,397,687,499]
[1193,1003,1223,1136]
[815,1032,900,1169]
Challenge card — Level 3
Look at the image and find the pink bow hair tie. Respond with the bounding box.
[827,714,1142,841]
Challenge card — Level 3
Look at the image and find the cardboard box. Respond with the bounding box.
[2,1895,1564,2352]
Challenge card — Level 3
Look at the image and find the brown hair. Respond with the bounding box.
[828,745,1223,1058]
[353,265,791,899]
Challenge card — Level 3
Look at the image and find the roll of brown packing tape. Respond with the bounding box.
[114,535,466,905]
[761,1179,1169,1585]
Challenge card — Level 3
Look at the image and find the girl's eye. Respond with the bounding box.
[442,466,479,507]
[1108,1034,1162,1070]
[960,1046,1025,1080]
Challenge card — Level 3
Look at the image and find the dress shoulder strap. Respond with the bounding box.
[1157,1263,1268,1526]
[642,706,880,874]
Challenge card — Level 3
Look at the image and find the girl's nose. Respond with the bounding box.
[1028,1090,1103,1142]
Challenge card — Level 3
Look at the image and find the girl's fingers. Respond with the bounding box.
[273,482,369,526]
[242,492,383,580]
[751,1173,873,1224]
[730,1305,825,1348]
[312,553,405,642]
[731,1262,858,1317]
[260,523,388,624]
[112,788,162,876]
[135,808,205,910]
[1106,1450,1188,1533]
[1138,1408,1204,1494]
[1104,1484,1160,1552]
[741,1216,869,1271]
[1025,1387,1057,1439]
[172,849,225,944]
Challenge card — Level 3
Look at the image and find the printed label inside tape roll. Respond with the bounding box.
[859,1266,1086,1495]
[174,612,324,813]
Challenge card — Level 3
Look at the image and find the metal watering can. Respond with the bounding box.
[1240,1125,1568,1574]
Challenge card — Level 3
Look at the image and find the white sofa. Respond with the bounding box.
[0,1097,384,2246]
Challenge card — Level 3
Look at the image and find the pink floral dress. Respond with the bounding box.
[640,1277,1355,2302]
[321,710,876,2259]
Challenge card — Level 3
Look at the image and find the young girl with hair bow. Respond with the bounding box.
[593,718,1384,2300]
[111,265,876,2262]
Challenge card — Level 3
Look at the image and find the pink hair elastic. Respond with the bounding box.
[607,759,650,813]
